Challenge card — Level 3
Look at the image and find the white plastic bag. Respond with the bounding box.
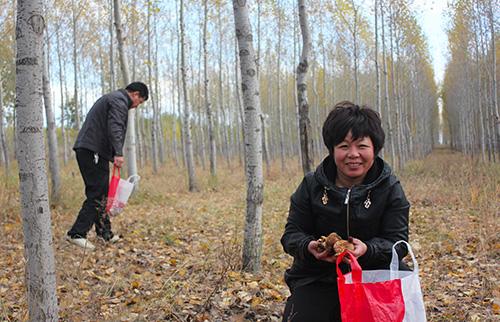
[108,174,140,216]
[390,240,427,322]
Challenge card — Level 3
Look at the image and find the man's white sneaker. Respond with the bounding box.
[66,235,95,250]
[109,235,120,243]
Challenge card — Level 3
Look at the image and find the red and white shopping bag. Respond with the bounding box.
[105,165,140,216]
[336,241,427,322]
[105,166,121,213]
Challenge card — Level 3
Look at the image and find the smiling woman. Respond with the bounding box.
[280,101,411,322]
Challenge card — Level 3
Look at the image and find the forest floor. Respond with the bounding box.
[0,148,499,321]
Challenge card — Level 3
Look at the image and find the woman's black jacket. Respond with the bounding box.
[73,89,132,162]
[280,155,410,290]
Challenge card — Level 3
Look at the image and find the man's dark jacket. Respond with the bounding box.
[73,89,132,162]
[280,155,410,290]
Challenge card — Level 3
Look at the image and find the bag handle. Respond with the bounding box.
[112,164,121,177]
[336,251,362,283]
[390,240,418,279]
[127,174,141,184]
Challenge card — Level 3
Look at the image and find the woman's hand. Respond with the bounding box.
[349,237,367,258]
[307,240,337,263]
[308,238,367,263]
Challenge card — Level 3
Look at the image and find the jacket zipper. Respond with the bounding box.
[344,188,351,238]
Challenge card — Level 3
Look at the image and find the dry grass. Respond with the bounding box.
[0,149,498,321]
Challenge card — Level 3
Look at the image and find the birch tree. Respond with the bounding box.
[71,0,80,129]
[374,0,381,116]
[180,0,198,192]
[275,0,286,172]
[42,39,61,201]
[16,0,58,319]
[487,0,499,154]
[147,0,159,173]
[114,0,139,179]
[233,0,264,273]
[54,21,68,165]
[380,0,396,166]
[204,0,216,177]
[297,0,313,174]
[0,79,9,173]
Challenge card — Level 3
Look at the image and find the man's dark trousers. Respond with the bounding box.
[68,148,111,238]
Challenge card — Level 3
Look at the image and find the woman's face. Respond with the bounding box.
[333,131,375,187]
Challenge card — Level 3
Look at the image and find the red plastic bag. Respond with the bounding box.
[336,251,405,322]
[105,166,120,213]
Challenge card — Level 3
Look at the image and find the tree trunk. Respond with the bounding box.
[351,0,360,103]
[108,0,115,91]
[234,34,245,167]
[153,11,165,165]
[42,40,61,202]
[293,4,302,169]
[0,79,9,173]
[55,25,68,165]
[473,12,486,161]
[147,0,159,173]
[233,0,264,273]
[204,0,216,177]
[487,0,499,156]
[374,0,382,117]
[180,0,198,192]
[170,56,180,167]
[16,0,58,319]
[261,114,270,176]
[380,0,396,166]
[297,0,313,175]
[388,3,401,169]
[71,0,80,130]
[114,0,139,180]
[217,9,231,168]
[276,1,286,172]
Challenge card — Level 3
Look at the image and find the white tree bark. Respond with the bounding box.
[55,24,68,165]
[147,0,159,173]
[114,0,138,179]
[380,0,396,166]
[15,0,58,319]
[42,41,61,202]
[180,0,198,192]
[232,0,264,273]
[276,1,286,172]
[487,0,499,154]
[0,79,9,173]
[297,0,313,175]
[71,0,80,130]
[108,0,115,91]
[374,0,382,116]
[153,11,165,165]
[204,0,216,177]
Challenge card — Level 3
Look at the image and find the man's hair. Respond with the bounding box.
[126,82,149,100]
[322,100,385,155]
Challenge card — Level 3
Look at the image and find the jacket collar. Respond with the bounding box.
[118,89,133,109]
[314,155,391,191]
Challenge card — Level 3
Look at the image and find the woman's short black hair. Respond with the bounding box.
[322,100,385,155]
[126,82,149,100]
